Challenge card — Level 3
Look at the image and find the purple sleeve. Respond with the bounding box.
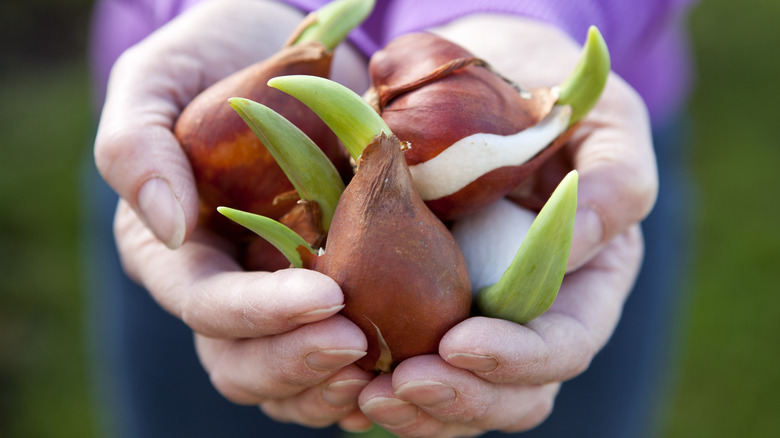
[88,0,203,105]
[90,0,696,123]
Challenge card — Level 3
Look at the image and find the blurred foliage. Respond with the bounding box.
[0,0,778,437]
[0,59,94,437]
[663,0,780,436]
[0,1,95,436]
[0,0,93,69]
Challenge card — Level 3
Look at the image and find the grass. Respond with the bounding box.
[0,61,95,437]
[0,0,778,437]
[661,0,780,436]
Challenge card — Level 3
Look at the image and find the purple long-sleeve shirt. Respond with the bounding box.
[89,0,696,125]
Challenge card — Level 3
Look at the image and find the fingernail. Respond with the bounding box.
[306,349,366,371]
[361,397,419,427]
[322,379,371,406]
[137,178,186,249]
[289,304,345,325]
[568,206,604,271]
[396,380,456,408]
[445,353,498,372]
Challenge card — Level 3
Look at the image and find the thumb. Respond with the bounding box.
[94,37,203,248]
[95,120,198,249]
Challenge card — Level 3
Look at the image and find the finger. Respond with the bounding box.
[196,314,367,405]
[95,74,198,249]
[566,75,657,270]
[114,200,345,338]
[359,374,443,437]
[442,226,644,385]
[95,31,210,249]
[259,366,374,428]
[389,355,560,434]
[94,0,306,248]
[357,373,479,438]
[337,410,375,433]
[432,15,657,272]
[513,77,657,272]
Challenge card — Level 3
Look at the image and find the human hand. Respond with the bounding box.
[96,0,373,430]
[358,228,643,436]
[354,15,657,436]
[94,0,368,249]
[114,200,375,430]
[433,15,658,272]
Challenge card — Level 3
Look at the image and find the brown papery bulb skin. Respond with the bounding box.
[367,32,569,220]
[174,41,346,241]
[312,133,472,373]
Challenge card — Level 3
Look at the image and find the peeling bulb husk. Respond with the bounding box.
[172,0,373,264]
[365,32,574,220]
[173,36,341,242]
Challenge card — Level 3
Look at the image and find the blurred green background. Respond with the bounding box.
[0,0,778,437]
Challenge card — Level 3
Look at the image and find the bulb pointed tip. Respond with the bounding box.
[556,26,610,125]
[268,74,392,159]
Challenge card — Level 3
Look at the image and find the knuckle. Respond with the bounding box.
[599,73,649,125]
[112,43,144,74]
[558,320,598,381]
[228,290,265,334]
[500,389,556,433]
[261,390,354,429]
[94,126,133,178]
[297,401,351,428]
[111,202,144,282]
[565,351,594,381]
[618,161,658,224]
[519,395,555,432]
[208,366,265,406]
[265,363,303,389]
[94,124,168,200]
[636,173,659,220]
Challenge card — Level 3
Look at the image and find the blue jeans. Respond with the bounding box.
[82,117,691,438]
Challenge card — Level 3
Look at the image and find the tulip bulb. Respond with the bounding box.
[312,133,472,372]
[173,0,374,243]
[365,28,608,221]
[219,133,473,372]
[230,76,473,372]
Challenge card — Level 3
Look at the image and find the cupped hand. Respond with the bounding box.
[94,0,368,249]
[354,15,656,436]
[98,0,373,429]
[114,199,373,428]
[435,14,658,272]
[359,227,643,437]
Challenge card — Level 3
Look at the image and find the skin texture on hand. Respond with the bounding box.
[352,14,657,437]
[98,2,656,435]
[358,228,643,436]
[114,198,376,429]
[99,0,373,430]
[431,14,657,272]
[94,0,368,249]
